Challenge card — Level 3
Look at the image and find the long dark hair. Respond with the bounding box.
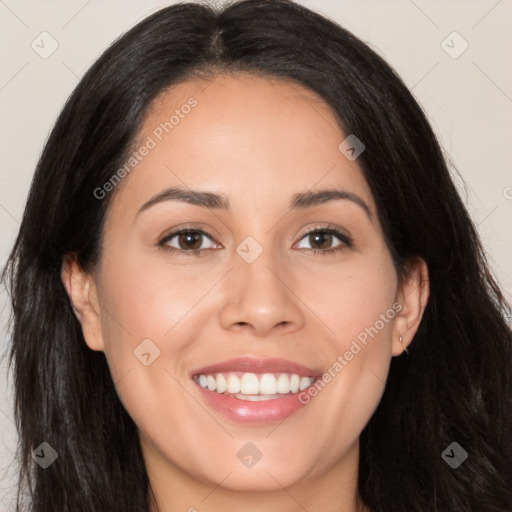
[2,1,511,510]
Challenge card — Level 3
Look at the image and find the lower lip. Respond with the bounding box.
[193,381,311,424]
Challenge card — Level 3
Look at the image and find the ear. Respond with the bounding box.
[391,256,429,356]
[61,253,104,352]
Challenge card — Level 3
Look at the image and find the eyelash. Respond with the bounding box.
[157,223,353,257]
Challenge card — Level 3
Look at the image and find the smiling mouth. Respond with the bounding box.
[189,356,322,423]
[192,371,317,401]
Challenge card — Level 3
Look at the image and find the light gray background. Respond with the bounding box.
[1,0,511,508]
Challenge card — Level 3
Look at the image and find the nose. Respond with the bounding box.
[218,244,305,337]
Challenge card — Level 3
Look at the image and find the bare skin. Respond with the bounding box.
[62,73,429,512]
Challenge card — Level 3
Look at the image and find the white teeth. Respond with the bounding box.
[240,373,260,394]
[290,374,300,393]
[207,375,217,391]
[216,373,227,393]
[198,375,207,388]
[227,374,241,393]
[195,372,315,396]
[276,373,291,394]
[299,376,311,391]
[259,373,277,394]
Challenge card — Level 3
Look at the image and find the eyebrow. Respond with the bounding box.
[136,186,372,220]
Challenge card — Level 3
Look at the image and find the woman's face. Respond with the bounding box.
[65,73,427,501]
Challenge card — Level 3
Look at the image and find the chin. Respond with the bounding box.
[210,469,302,493]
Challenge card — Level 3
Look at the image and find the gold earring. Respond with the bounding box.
[399,335,409,355]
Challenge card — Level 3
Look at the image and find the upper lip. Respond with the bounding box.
[190,356,323,378]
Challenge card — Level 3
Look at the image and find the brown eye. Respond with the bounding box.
[308,232,334,250]
[295,226,352,255]
[159,229,217,253]
[177,232,203,250]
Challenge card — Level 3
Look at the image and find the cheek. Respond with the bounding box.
[294,318,396,479]
[93,255,209,450]
[93,253,201,399]
[97,251,212,344]
[304,250,397,425]
[310,248,398,347]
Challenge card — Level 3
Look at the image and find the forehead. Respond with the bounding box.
[109,73,375,218]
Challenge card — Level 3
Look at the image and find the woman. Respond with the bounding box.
[2,0,511,510]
